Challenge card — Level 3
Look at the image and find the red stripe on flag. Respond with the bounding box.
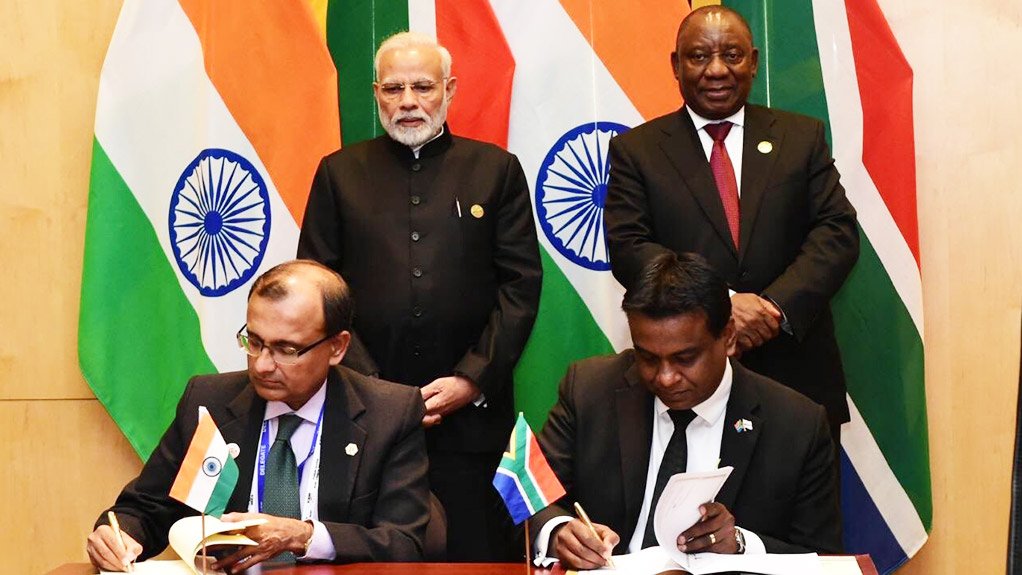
[845,0,920,265]
[436,0,515,148]
[527,430,566,503]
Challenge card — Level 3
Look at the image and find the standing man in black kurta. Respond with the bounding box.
[298,31,542,562]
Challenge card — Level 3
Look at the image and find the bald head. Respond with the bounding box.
[249,260,354,335]
[676,6,753,47]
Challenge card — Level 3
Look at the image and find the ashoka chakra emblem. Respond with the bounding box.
[535,122,629,271]
[169,148,271,297]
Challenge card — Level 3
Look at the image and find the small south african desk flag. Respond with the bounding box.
[493,413,566,524]
[169,407,239,517]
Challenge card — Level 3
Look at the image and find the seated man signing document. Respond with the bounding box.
[530,253,841,569]
[87,261,430,572]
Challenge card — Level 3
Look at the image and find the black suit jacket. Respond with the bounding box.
[298,127,542,453]
[97,367,430,563]
[605,106,859,424]
[532,353,842,554]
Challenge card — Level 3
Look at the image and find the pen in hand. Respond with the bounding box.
[107,511,134,572]
[574,501,616,568]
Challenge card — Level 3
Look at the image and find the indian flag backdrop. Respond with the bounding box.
[79,0,339,459]
[324,1,929,571]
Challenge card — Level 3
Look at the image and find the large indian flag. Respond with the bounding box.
[79,0,339,460]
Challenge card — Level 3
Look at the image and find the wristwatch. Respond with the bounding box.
[734,529,746,554]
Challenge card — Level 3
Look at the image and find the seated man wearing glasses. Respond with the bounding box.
[298,31,541,561]
[87,260,430,572]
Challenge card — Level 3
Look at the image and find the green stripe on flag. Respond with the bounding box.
[205,457,240,517]
[515,247,615,426]
[326,0,409,145]
[79,139,216,460]
[833,233,931,527]
[728,0,832,142]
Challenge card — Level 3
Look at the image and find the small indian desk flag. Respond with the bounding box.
[169,407,239,517]
[493,413,566,525]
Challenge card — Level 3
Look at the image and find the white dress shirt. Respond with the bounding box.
[247,381,335,560]
[534,361,765,566]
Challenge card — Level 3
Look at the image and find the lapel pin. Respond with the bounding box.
[345,443,359,456]
[734,419,753,433]
[470,204,485,219]
[226,443,240,459]
[757,141,773,154]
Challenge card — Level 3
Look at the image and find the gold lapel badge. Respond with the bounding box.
[470,204,485,219]
[345,443,359,456]
[757,141,773,154]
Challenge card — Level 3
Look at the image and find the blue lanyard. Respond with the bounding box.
[255,403,325,513]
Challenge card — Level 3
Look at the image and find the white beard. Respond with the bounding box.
[378,95,450,148]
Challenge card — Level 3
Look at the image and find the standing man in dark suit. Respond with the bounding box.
[604,6,859,440]
[297,31,542,561]
[86,260,430,572]
[531,253,841,570]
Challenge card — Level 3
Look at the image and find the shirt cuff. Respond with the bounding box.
[532,515,574,567]
[300,520,336,561]
[760,295,792,335]
[737,526,766,554]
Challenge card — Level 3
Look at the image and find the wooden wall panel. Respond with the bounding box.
[0,400,142,574]
[879,1,1022,573]
[1,0,1020,573]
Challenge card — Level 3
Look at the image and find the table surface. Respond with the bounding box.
[48,555,879,575]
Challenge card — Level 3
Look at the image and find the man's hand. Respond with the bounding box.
[212,512,313,573]
[420,375,480,428]
[677,502,740,554]
[552,519,620,570]
[87,524,142,572]
[730,293,782,353]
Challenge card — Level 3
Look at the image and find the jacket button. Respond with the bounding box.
[412,267,423,278]
[411,231,420,242]
[413,306,423,317]
[411,163,422,172]
[411,195,421,205]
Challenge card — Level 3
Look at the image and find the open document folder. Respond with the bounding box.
[580,466,823,575]
[101,516,266,575]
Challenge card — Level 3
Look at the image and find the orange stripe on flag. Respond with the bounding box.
[178,0,340,226]
[437,0,515,148]
[527,431,565,502]
[169,411,217,502]
[559,0,689,121]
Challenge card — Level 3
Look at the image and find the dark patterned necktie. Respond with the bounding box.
[642,409,698,548]
[263,414,302,562]
[704,121,741,248]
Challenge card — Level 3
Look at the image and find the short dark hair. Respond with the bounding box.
[248,260,354,335]
[676,5,754,48]
[621,252,731,337]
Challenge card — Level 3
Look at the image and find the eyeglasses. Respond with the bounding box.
[376,78,447,101]
[235,324,334,366]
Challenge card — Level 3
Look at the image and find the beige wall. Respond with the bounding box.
[2,1,1019,573]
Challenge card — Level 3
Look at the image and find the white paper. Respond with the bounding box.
[653,466,733,552]
[583,547,825,575]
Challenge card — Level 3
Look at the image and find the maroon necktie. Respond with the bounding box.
[704,122,740,248]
